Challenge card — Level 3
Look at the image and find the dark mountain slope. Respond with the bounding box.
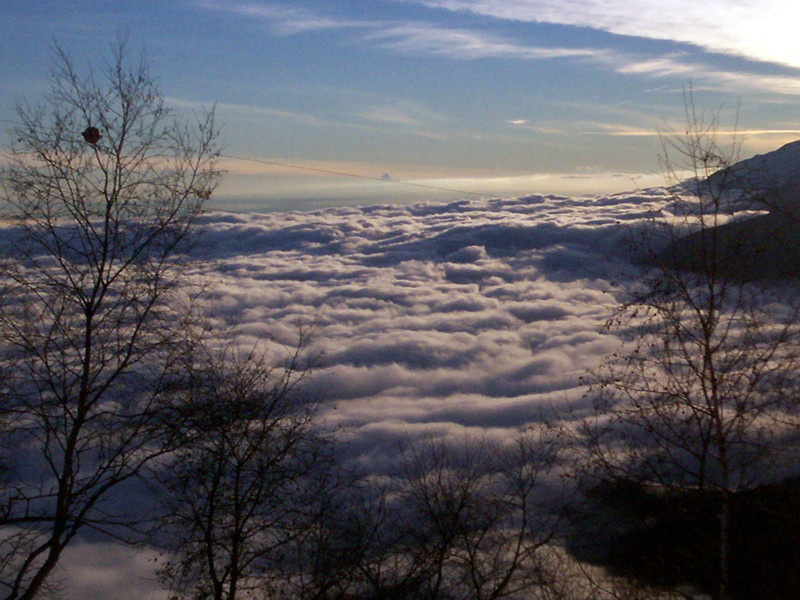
[658,142,800,279]
[707,140,800,193]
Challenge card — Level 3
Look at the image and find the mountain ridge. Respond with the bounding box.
[708,139,800,194]
[660,140,800,279]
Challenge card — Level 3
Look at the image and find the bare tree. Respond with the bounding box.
[153,340,341,600]
[264,463,377,600]
[0,36,220,600]
[582,94,800,600]
[358,427,570,600]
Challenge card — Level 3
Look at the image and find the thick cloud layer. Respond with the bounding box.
[189,188,672,469]
[13,187,692,598]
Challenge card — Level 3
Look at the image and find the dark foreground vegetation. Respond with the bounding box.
[573,477,800,600]
[2,40,800,600]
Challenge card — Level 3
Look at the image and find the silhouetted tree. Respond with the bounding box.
[583,92,800,600]
[357,427,570,600]
[153,340,350,600]
[0,36,220,600]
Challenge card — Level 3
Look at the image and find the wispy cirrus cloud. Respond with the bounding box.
[195,1,605,62]
[608,53,800,96]
[196,1,800,97]
[355,98,451,136]
[364,23,603,60]
[401,0,800,69]
[196,1,368,34]
[368,24,800,96]
[168,97,335,128]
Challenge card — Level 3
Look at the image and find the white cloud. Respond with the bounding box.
[405,0,800,69]
[188,188,668,449]
[365,23,602,60]
[55,543,167,600]
[195,1,604,62]
[15,181,774,599]
[354,98,448,130]
[196,0,800,96]
[196,0,368,34]
[607,53,800,96]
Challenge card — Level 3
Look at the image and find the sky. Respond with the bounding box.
[3,0,800,207]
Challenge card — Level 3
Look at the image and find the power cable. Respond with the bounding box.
[1,117,494,199]
[222,153,492,199]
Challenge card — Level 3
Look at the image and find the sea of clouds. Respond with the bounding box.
[57,186,697,599]
[187,187,677,473]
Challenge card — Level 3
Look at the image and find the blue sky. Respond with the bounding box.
[3,0,800,207]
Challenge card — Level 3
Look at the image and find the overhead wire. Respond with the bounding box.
[1,117,495,200]
[221,153,492,199]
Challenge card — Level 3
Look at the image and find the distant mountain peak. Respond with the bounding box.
[379,173,393,182]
